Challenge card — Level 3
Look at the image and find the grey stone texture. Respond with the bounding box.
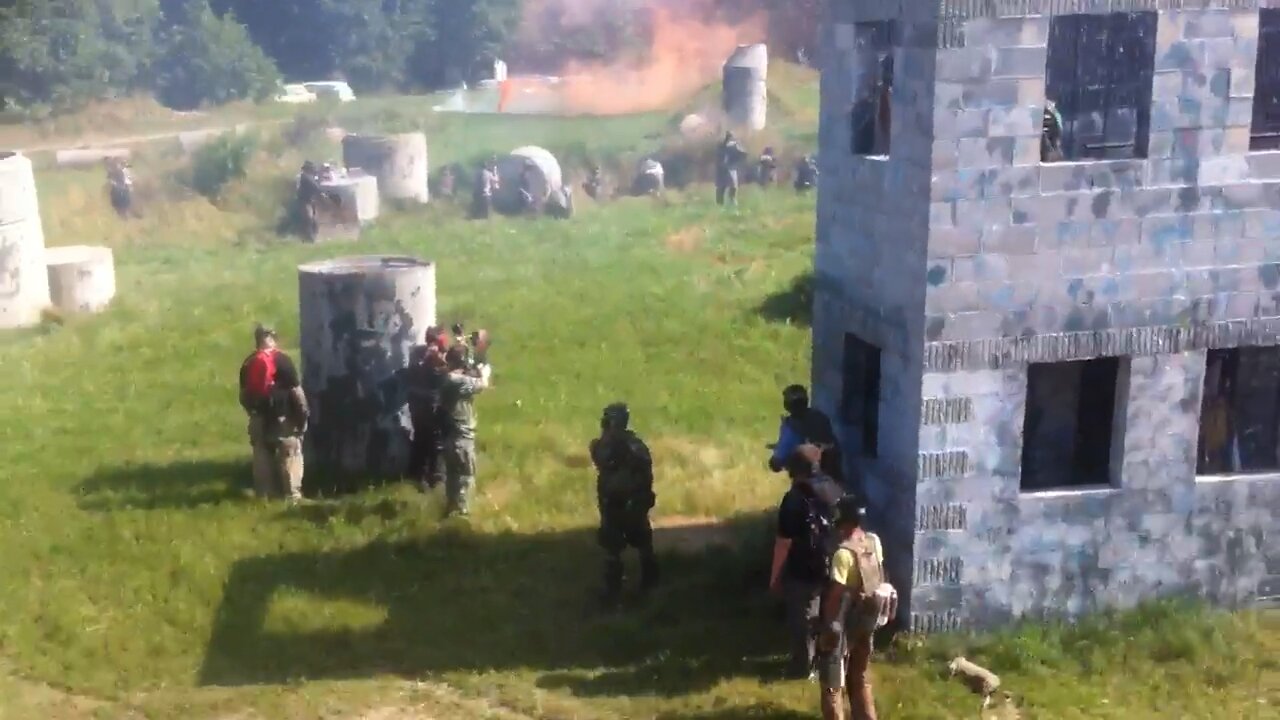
[814,1,1280,632]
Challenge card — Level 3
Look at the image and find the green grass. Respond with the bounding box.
[1,70,1278,719]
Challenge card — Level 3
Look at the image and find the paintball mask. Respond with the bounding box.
[782,384,809,415]
[601,402,630,433]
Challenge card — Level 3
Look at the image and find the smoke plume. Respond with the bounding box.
[515,0,766,115]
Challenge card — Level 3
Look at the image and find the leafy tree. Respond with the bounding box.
[0,0,161,111]
[415,0,521,88]
[153,0,280,110]
[213,0,433,92]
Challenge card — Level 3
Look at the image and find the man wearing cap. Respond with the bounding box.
[238,325,308,501]
[816,496,896,720]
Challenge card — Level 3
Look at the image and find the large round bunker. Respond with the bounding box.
[495,146,563,212]
[298,255,438,481]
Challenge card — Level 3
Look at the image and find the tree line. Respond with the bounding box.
[0,0,815,115]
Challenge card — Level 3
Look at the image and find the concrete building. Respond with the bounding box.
[812,1,1280,632]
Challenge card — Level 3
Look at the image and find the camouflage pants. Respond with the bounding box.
[247,415,304,500]
[444,438,477,514]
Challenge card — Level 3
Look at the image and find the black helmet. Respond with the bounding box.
[782,384,809,414]
[602,402,630,430]
[835,495,866,527]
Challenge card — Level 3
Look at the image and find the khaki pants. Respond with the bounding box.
[247,415,304,500]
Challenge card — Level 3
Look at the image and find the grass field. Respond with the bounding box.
[1,68,1278,719]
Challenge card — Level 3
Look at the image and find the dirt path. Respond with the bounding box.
[13,119,289,154]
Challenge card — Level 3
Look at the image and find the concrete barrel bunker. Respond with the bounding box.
[495,146,563,213]
[45,245,116,314]
[0,151,51,329]
[298,256,437,482]
[722,43,768,131]
[341,133,430,204]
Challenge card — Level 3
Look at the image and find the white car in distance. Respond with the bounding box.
[275,83,317,104]
[303,81,357,103]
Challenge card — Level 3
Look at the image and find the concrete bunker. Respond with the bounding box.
[45,245,116,315]
[319,174,380,225]
[342,133,430,204]
[298,255,437,482]
[0,151,51,329]
[495,146,563,214]
[722,44,768,131]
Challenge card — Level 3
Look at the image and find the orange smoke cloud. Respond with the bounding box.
[553,7,766,116]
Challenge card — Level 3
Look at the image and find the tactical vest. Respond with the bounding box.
[834,532,889,637]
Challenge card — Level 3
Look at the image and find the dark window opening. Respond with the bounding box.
[1197,348,1280,475]
[840,333,881,458]
[1021,358,1127,491]
[1252,10,1280,150]
[1044,11,1156,162]
[850,20,896,156]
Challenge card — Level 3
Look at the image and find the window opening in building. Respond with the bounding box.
[850,21,896,156]
[1252,9,1280,150]
[1198,348,1280,475]
[840,333,882,458]
[1021,357,1126,491]
[1043,11,1157,161]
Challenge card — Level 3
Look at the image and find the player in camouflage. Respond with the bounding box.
[440,344,491,517]
[590,403,658,608]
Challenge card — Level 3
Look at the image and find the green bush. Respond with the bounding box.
[190,132,257,201]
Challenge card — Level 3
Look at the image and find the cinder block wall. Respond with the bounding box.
[815,0,1280,632]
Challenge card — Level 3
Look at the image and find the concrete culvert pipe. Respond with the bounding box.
[723,43,768,131]
[0,151,51,329]
[298,255,437,482]
[45,245,116,314]
[342,133,430,204]
[495,146,562,213]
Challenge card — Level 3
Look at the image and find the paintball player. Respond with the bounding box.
[816,496,897,720]
[769,444,840,679]
[715,131,747,206]
[106,158,134,217]
[584,164,604,200]
[547,184,574,220]
[238,325,309,502]
[518,158,538,215]
[769,384,846,488]
[590,403,658,608]
[437,165,457,199]
[405,331,448,491]
[1042,100,1065,162]
[794,155,818,192]
[294,161,321,236]
[634,157,665,196]
[758,146,778,186]
[440,343,492,517]
[471,157,500,219]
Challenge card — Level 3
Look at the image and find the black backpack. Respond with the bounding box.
[794,481,834,580]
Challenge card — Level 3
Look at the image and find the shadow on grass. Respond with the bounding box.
[75,459,247,512]
[199,512,789,698]
[756,272,813,327]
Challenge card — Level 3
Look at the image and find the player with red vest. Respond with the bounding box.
[239,324,308,501]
